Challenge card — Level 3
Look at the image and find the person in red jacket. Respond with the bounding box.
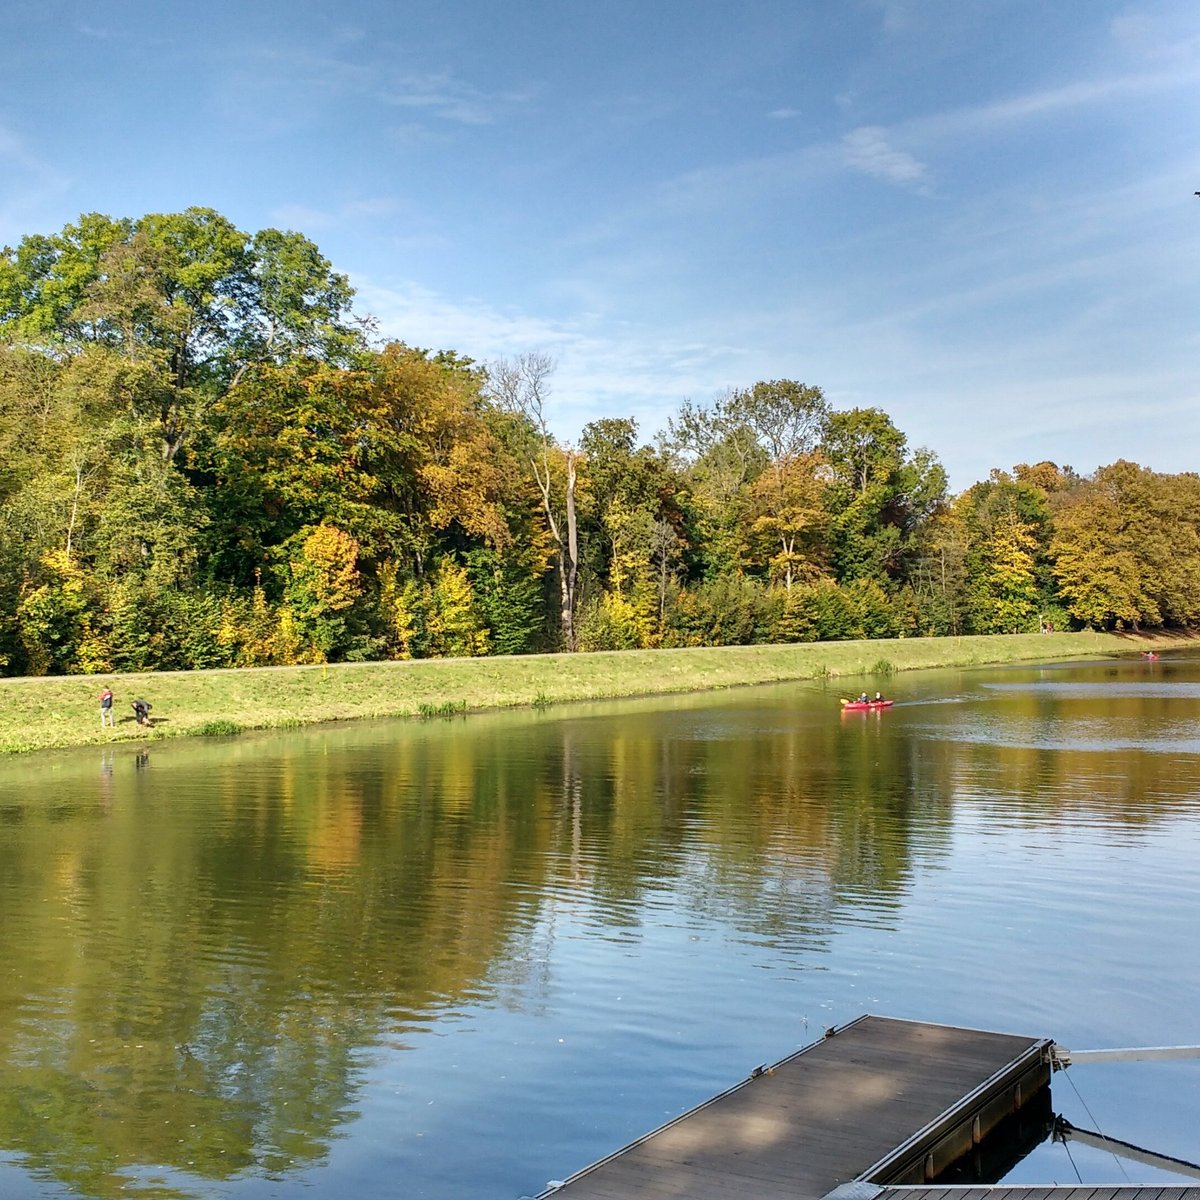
[100,686,115,728]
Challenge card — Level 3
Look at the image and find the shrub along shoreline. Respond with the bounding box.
[1,629,1195,756]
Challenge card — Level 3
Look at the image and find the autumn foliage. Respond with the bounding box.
[2,210,1197,676]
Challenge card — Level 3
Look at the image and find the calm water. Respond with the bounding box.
[1,655,1198,1198]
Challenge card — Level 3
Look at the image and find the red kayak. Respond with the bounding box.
[841,700,894,711]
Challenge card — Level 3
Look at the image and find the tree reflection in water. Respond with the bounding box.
[0,656,1197,1197]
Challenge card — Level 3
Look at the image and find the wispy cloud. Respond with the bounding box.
[905,60,1200,146]
[860,0,917,35]
[352,267,1200,486]
[379,71,536,126]
[343,197,400,219]
[240,49,376,97]
[634,52,1197,218]
[224,49,535,132]
[628,144,832,223]
[0,124,70,243]
[1111,8,1200,66]
[841,126,928,188]
[270,203,337,231]
[269,196,406,236]
[352,275,742,438]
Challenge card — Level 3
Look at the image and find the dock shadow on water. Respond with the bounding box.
[0,654,1197,1198]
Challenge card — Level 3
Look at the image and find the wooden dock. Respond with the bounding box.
[539,1015,1056,1200]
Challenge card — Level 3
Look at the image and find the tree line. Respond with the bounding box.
[2,208,1197,676]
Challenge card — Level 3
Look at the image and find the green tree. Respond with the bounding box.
[423,559,490,657]
[1,208,359,463]
[969,511,1041,633]
[669,381,828,584]
[464,545,547,655]
[199,357,411,581]
[956,470,1056,634]
[741,452,829,589]
[577,417,687,640]
[662,575,778,647]
[666,391,766,579]
[736,379,830,467]
[781,578,863,641]
[649,518,683,627]
[904,508,971,635]
[821,408,947,587]
[1050,485,1146,629]
[1050,461,1200,629]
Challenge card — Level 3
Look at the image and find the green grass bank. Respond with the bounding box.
[2,629,1195,755]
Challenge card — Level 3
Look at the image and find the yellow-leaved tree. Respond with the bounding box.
[282,524,363,662]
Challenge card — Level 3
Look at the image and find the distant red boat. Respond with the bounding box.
[841,699,894,711]
[1140,651,1160,660]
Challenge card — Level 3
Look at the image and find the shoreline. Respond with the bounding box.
[2,629,1195,756]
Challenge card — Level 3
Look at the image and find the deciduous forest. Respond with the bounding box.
[2,209,1197,676]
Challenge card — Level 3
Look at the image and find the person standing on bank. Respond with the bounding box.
[100,686,115,728]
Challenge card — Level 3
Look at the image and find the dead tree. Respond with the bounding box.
[488,352,579,650]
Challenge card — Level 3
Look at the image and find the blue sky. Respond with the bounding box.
[3,0,1197,490]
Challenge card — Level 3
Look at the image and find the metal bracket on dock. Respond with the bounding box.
[1051,1041,1200,1069]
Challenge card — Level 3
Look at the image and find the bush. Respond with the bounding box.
[576,594,643,651]
[194,720,242,737]
[846,578,898,639]
[417,700,467,719]
[663,576,777,647]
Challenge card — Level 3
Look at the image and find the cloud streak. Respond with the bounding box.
[352,274,745,439]
[379,71,537,126]
[226,47,536,131]
[841,126,928,188]
[269,197,402,231]
[584,50,1199,240]
[904,60,1200,145]
[0,124,70,244]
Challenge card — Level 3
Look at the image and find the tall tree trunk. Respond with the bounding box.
[65,460,87,559]
[487,352,580,648]
[561,450,578,650]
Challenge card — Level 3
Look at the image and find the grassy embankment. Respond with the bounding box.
[1,629,1195,755]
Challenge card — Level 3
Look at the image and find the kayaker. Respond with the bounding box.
[858,692,869,703]
[874,691,885,703]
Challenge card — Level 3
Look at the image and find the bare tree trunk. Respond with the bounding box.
[489,352,581,651]
[65,458,91,560]
[651,519,678,625]
[562,450,578,650]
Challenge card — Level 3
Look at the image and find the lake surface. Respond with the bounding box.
[1,653,1198,1198]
